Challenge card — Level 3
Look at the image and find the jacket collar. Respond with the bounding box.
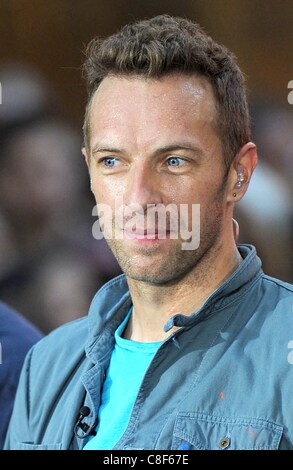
[164,244,262,331]
[86,244,262,362]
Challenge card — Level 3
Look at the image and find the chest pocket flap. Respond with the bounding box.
[172,412,283,450]
[13,442,63,450]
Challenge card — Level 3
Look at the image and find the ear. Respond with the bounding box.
[82,147,93,193]
[82,147,90,169]
[226,142,258,203]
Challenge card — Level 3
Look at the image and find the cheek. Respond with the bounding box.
[175,177,226,216]
[169,178,206,206]
[91,176,126,205]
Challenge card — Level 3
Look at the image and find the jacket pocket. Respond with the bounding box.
[14,442,63,450]
[172,412,283,450]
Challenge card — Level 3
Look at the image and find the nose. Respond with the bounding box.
[124,162,163,209]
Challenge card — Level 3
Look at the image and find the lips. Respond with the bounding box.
[123,228,171,239]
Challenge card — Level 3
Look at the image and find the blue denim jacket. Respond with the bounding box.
[4,245,293,450]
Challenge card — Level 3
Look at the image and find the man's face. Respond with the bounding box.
[86,74,229,285]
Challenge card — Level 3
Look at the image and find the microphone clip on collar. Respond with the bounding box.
[74,406,97,439]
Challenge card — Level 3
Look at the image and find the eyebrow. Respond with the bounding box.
[92,142,204,157]
[152,143,204,158]
[92,145,125,155]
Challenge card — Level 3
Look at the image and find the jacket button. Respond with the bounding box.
[218,437,230,449]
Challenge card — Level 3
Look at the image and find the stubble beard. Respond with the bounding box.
[105,188,226,287]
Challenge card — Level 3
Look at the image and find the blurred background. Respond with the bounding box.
[0,0,292,333]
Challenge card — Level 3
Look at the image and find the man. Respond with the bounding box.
[0,302,42,448]
[5,15,293,450]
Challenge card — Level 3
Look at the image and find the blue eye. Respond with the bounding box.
[103,157,117,167]
[167,156,184,167]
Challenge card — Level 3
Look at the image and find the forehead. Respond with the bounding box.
[88,74,217,146]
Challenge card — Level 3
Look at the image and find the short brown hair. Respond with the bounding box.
[83,15,251,165]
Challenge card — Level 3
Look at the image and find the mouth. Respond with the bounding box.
[122,227,172,241]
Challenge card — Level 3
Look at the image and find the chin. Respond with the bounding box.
[124,265,190,286]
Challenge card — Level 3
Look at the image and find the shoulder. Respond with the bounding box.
[261,274,293,292]
[27,315,89,382]
[32,314,88,355]
[256,274,293,335]
[260,274,293,301]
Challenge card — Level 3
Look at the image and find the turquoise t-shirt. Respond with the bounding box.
[83,310,162,450]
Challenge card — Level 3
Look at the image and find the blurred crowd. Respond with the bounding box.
[0,64,292,334]
[0,64,121,333]
[236,101,293,282]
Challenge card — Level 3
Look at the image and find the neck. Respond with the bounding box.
[123,234,242,342]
